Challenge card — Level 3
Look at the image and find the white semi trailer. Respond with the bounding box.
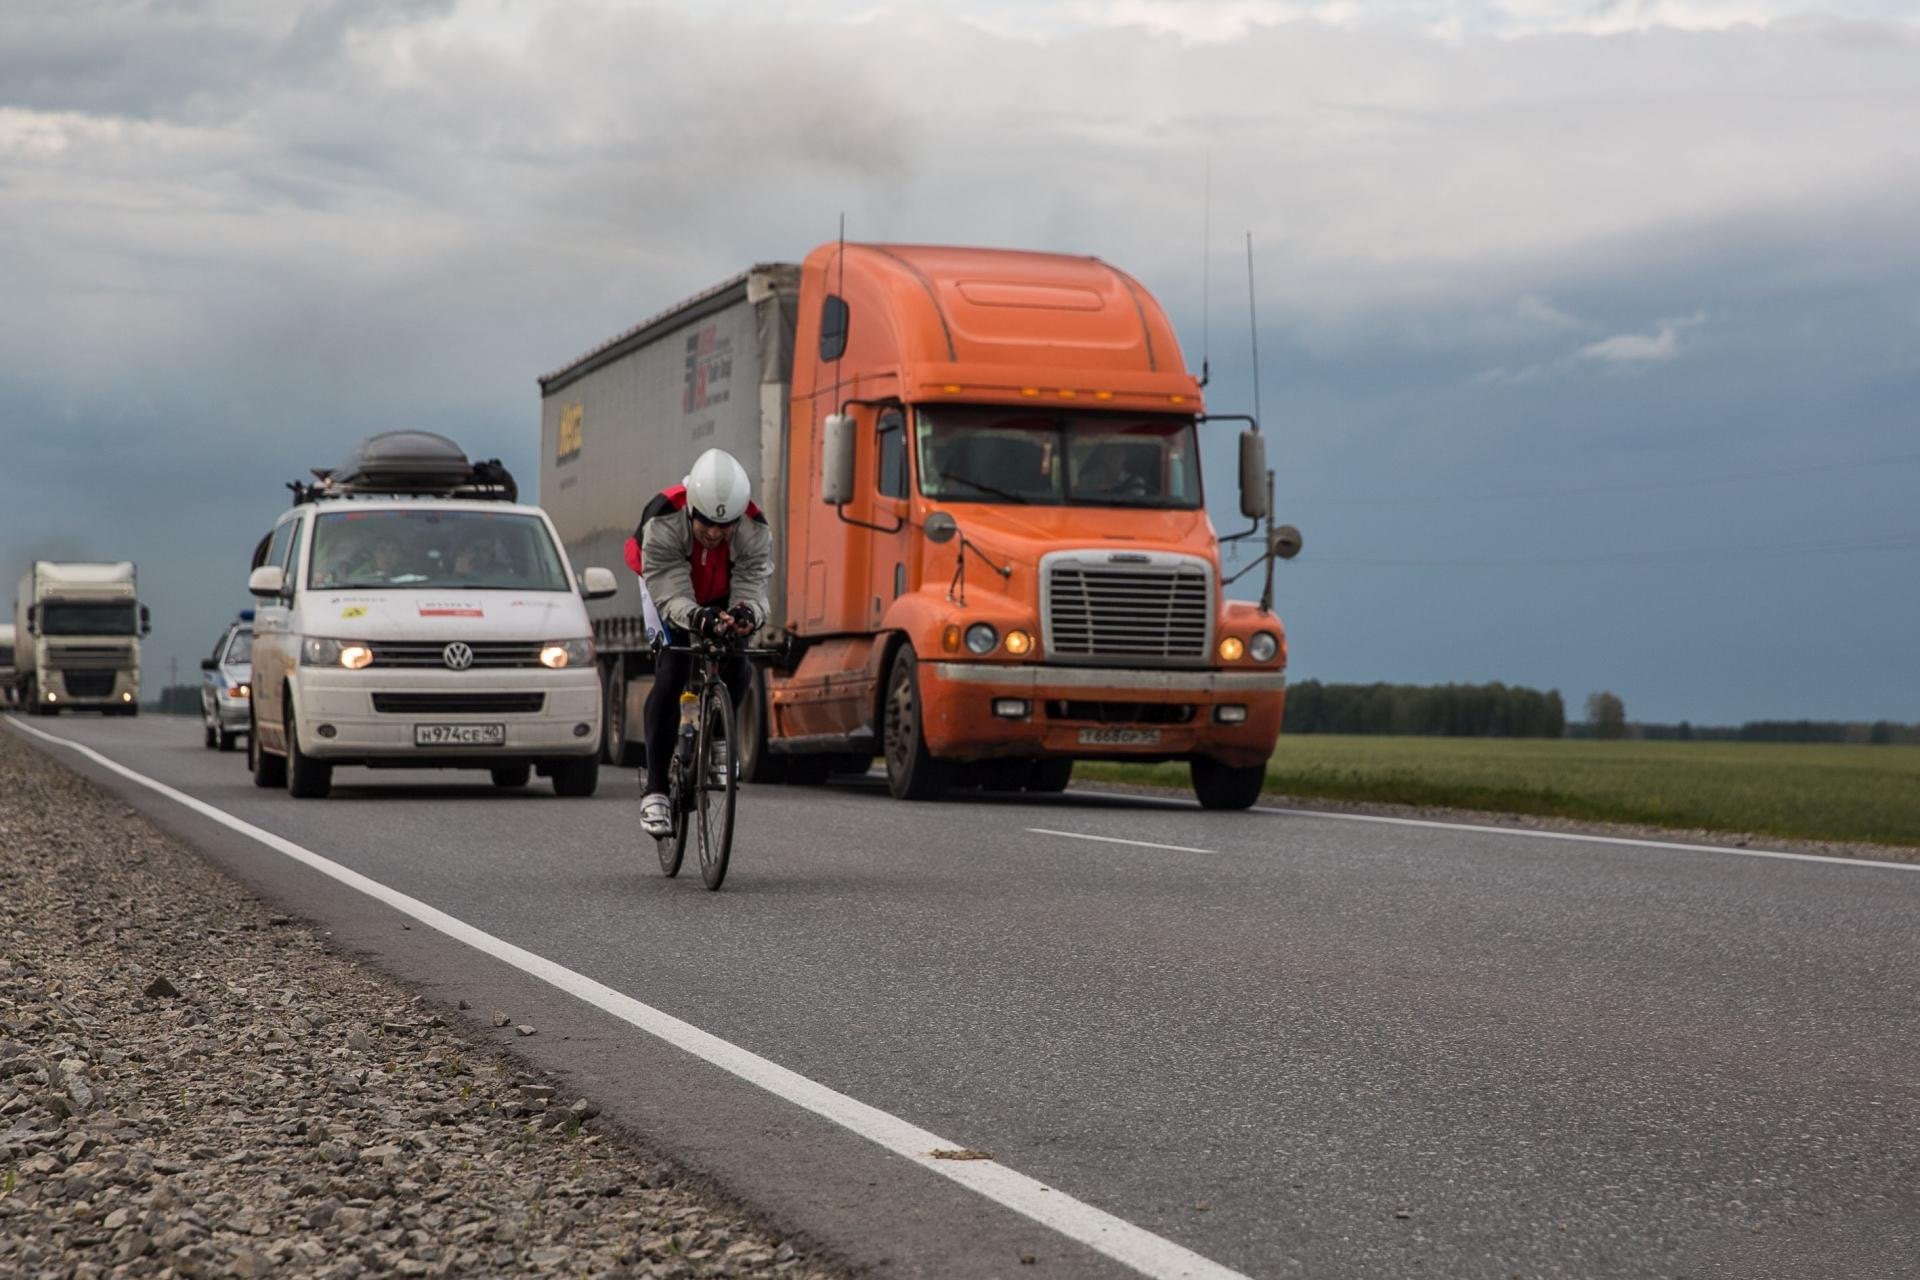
[13,561,149,715]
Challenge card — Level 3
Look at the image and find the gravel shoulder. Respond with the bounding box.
[1071,778,1920,866]
[0,729,847,1279]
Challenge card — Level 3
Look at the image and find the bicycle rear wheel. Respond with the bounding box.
[657,760,689,878]
[696,681,738,890]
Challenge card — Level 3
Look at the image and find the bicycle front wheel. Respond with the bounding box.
[696,681,738,891]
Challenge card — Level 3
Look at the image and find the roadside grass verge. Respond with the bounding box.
[1080,736,1920,848]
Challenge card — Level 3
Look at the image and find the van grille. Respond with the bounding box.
[1043,557,1212,665]
[371,692,546,715]
[366,641,546,669]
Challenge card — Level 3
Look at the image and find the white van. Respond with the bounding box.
[245,432,617,799]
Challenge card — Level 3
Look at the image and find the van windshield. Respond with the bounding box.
[41,602,137,635]
[916,408,1202,509]
[308,511,571,592]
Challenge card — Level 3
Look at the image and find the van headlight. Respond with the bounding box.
[302,638,373,669]
[540,638,595,670]
[1249,632,1279,663]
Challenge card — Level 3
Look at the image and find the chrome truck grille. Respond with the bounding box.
[1040,551,1214,666]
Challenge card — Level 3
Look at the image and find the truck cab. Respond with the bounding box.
[781,244,1295,807]
[13,561,149,715]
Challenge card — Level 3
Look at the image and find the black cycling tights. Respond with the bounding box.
[643,647,753,795]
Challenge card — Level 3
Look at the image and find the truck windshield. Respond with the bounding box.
[916,408,1202,509]
[308,511,571,592]
[40,602,137,635]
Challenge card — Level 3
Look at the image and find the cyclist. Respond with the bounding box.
[624,448,772,838]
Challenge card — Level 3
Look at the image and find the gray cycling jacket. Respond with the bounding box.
[634,492,773,632]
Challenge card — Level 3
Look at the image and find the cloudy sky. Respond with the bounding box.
[3,0,1916,725]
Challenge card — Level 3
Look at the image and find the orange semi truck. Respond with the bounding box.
[538,244,1299,809]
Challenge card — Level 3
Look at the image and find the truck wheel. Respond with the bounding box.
[552,755,599,798]
[883,649,949,801]
[284,703,332,799]
[491,764,531,789]
[601,663,637,767]
[737,668,788,784]
[250,704,286,788]
[1026,759,1074,793]
[1191,757,1266,811]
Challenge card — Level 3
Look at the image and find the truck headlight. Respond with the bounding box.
[1004,629,1033,656]
[964,623,998,655]
[540,638,595,669]
[1249,632,1279,663]
[1218,636,1245,662]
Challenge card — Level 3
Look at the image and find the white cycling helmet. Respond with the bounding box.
[684,449,752,524]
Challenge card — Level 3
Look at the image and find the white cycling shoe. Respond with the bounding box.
[640,792,673,838]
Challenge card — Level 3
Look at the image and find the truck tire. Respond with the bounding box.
[1026,759,1074,793]
[1191,757,1265,811]
[552,755,599,798]
[882,649,949,801]
[737,668,788,784]
[284,703,332,799]
[250,704,286,788]
[601,662,638,767]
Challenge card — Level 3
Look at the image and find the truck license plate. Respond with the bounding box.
[1078,727,1161,746]
[415,723,506,747]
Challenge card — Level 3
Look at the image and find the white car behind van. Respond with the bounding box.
[246,432,616,799]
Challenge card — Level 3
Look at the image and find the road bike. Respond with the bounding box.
[652,632,777,890]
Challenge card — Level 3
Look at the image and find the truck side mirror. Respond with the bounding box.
[1238,431,1268,520]
[140,604,152,636]
[248,565,286,598]
[923,511,959,544]
[1272,524,1303,561]
[820,413,856,505]
[580,566,618,600]
[819,295,849,362]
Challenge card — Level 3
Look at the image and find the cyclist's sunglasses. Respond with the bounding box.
[690,511,740,531]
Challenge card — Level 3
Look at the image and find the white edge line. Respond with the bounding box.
[3,717,1249,1280]
[1252,804,1920,872]
[1027,827,1218,855]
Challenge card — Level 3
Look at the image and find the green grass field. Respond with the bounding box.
[1084,736,1920,848]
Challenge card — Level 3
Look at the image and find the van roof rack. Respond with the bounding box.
[288,431,519,505]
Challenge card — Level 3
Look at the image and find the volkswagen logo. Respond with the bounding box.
[442,642,474,671]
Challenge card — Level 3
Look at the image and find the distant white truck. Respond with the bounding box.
[13,561,149,715]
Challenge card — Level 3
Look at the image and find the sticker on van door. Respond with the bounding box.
[418,600,483,618]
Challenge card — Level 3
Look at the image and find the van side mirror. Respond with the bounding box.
[140,604,152,636]
[248,565,286,598]
[1238,431,1268,520]
[819,295,849,362]
[820,413,856,505]
[1272,524,1303,561]
[580,566,618,600]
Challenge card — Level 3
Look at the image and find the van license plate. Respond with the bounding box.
[1078,728,1161,746]
[415,723,506,747]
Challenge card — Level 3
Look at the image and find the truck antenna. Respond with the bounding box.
[1199,154,1211,388]
[831,212,848,409]
[1245,229,1261,428]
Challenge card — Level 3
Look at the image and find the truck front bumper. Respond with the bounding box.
[923,662,1285,767]
[289,667,601,762]
[43,670,139,710]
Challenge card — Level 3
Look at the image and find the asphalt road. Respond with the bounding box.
[11,713,1918,1279]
